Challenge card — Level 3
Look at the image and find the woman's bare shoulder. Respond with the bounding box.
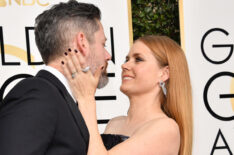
[136,117,180,138]
[103,116,127,134]
[132,117,180,154]
[150,117,179,133]
[108,117,180,155]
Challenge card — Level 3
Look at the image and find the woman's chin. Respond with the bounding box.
[120,85,126,93]
[120,85,131,96]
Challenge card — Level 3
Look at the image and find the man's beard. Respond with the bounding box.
[97,64,109,89]
[87,56,109,89]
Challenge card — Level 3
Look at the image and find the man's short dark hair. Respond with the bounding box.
[35,0,101,64]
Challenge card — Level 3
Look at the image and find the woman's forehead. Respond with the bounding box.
[128,41,154,57]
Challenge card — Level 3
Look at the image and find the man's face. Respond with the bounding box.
[87,21,111,88]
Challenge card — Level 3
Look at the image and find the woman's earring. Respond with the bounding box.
[159,81,167,96]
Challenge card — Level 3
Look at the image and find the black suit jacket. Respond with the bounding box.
[0,70,89,155]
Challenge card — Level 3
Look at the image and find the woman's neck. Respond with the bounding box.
[126,92,165,125]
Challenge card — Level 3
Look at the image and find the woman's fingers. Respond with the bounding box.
[62,48,102,85]
[61,48,102,105]
[69,49,89,74]
[75,49,87,69]
[71,49,82,72]
[61,60,73,81]
[64,51,77,75]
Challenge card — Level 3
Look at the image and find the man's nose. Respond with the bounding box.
[105,50,111,61]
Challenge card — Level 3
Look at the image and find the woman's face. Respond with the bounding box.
[120,41,166,96]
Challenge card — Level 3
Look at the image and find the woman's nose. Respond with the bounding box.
[121,60,131,70]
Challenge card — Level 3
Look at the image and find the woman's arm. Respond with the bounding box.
[62,50,180,155]
[62,50,109,155]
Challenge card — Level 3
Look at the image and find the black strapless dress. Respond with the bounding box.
[101,134,129,150]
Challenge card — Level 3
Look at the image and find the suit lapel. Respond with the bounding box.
[36,70,89,145]
[63,91,90,145]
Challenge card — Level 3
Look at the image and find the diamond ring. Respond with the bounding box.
[71,72,77,79]
[82,66,90,73]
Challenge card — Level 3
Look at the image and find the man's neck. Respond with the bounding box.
[44,61,76,102]
[47,59,64,75]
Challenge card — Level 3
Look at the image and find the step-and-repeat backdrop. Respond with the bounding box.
[1,0,234,154]
[180,0,234,154]
[0,0,132,132]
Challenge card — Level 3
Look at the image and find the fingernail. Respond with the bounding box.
[64,52,68,56]
[74,49,78,53]
[68,48,72,52]
[61,61,64,65]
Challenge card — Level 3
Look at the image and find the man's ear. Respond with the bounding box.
[75,32,90,56]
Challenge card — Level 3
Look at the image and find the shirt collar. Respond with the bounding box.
[43,65,76,102]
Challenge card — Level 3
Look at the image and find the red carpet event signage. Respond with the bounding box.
[0,0,132,132]
[180,0,234,154]
[0,0,49,6]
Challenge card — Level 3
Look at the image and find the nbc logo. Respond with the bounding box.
[0,0,49,7]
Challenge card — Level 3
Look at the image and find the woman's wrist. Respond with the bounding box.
[76,97,95,105]
[77,97,97,126]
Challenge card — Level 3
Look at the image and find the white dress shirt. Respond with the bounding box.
[43,66,76,102]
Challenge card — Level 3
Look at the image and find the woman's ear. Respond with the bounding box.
[75,32,89,57]
[161,66,169,82]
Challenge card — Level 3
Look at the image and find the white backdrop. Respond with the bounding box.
[180,0,234,154]
[0,0,132,133]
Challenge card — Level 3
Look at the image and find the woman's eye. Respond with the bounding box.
[124,59,129,63]
[135,57,143,62]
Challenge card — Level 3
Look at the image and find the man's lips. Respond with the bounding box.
[102,62,108,74]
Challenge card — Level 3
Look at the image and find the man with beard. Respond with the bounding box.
[0,0,111,155]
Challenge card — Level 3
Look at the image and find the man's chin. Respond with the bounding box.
[97,73,109,89]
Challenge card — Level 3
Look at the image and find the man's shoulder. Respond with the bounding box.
[8,75,57,95]
[2,75,62,109]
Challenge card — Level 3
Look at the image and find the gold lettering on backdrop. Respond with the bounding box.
[22,0,35,6]
[9,0,21,5]
[37,0,48,6]
[0,0,48,6]
[0,0,7,7]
